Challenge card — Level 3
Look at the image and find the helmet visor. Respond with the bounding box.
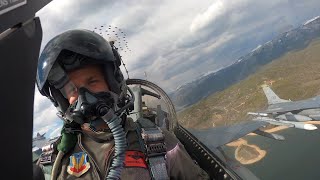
[59,80,78,100]
[47,64,78,100]
[47,62,69,89]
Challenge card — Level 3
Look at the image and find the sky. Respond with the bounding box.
[33,0,320,139]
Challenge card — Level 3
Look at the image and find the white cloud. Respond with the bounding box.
[33,122,63,139]
[49,125,63,139]
[190,0,226,33]
[33,125,51,138]
[33,90,60,137]
[203,33,235,53]
[33,90,51,114]
[34,106,57,127]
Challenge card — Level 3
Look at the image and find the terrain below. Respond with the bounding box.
[178,39,320,129]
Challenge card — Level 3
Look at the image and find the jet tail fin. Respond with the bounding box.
[261,85,290,105]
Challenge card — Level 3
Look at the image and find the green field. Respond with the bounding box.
[178,39,320,129]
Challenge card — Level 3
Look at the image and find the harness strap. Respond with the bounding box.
[148,156,169,180]
[137,118,169,180]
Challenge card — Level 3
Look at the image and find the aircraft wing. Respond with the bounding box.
[261,96,320,113]
[184,121,278,180]
[188,121,269,149]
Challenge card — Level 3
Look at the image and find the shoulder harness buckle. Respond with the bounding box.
[137,118,169,180]
[39,144,56,165]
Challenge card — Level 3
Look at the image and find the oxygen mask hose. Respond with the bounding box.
[101,108,127,180]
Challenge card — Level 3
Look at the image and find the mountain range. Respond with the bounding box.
[170,16,320,111]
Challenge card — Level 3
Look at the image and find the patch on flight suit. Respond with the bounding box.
[124,151,147,168]
[67,152,90,177]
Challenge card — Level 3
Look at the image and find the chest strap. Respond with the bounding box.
[137,118,169,180]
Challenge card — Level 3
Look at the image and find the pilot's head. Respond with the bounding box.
[36,29,127,125]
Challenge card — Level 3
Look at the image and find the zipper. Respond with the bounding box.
[104,146,115,179]
[78,134,102,180]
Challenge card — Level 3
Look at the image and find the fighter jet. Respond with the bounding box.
[33,132,46,141]
[246,85,320,131]
[250,115,318,131]
[258,85,320,121]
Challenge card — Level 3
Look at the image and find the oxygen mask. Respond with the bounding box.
[63,87,118,125]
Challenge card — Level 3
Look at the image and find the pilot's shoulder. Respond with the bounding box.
[161,128,182,151]
[125,117,138,130]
